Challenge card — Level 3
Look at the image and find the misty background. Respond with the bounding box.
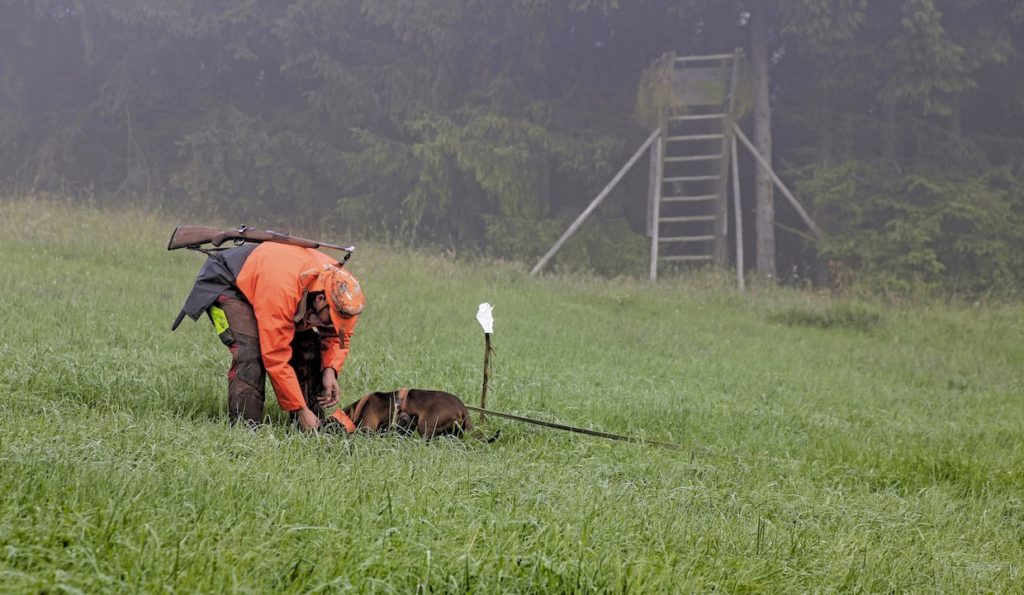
[2,0,1023,293]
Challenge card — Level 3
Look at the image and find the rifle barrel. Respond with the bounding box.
[168,225,353,253]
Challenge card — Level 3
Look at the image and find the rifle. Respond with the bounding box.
[167,225,355,255]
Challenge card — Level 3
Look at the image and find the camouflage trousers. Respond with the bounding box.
[210,295,325,426]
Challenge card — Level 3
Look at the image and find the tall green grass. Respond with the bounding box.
[1,196,1022,592]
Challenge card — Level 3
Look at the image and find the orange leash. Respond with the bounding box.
[330,408,356,434]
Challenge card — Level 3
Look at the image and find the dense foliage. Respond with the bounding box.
[1,0,1022,291]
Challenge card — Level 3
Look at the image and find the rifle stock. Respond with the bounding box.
[167,226,224,250]
[167,225,354,254]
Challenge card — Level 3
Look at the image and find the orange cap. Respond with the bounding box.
[322,264,364,316]
[299,263,365,331]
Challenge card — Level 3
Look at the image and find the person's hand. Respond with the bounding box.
[296,407,322,432]
[319,368,340,408]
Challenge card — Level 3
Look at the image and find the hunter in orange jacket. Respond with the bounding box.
[174,242,364,431]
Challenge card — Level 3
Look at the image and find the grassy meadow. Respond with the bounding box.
[1,197,1022,592]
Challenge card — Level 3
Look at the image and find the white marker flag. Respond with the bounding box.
[476,303,494,334]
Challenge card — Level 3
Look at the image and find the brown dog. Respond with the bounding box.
[341,388,475,440]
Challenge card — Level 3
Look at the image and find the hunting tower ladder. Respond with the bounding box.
[647,50,740,281]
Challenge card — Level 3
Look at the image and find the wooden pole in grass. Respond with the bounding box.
[481,333,492,420]
[731,134,745,292]
[476,303,494,422]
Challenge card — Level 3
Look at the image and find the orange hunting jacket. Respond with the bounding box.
[234,243,359,412]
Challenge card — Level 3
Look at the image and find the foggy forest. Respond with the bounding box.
[3,0,1024,292]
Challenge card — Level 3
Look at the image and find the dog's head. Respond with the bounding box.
[340,391,407,432]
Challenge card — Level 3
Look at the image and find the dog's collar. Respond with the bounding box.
[390,387,411,428]
[394,387,410,413]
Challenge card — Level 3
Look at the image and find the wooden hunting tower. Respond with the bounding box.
[646,50,741,281]
[532,49,766,284]
[532,47,815,287]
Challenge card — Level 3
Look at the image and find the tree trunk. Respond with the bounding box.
[815,91,833,288]
[751,2,776,280]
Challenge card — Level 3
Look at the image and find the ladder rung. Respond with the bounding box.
[666,134,725,142]
[664,155,721,163]
[675,54,734,63]
[659,255,714,262]
[659,216,716,223]
[661,195,718,202]
[663,175,721,183]
[658,235,715,243]
[669,114,726,122]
